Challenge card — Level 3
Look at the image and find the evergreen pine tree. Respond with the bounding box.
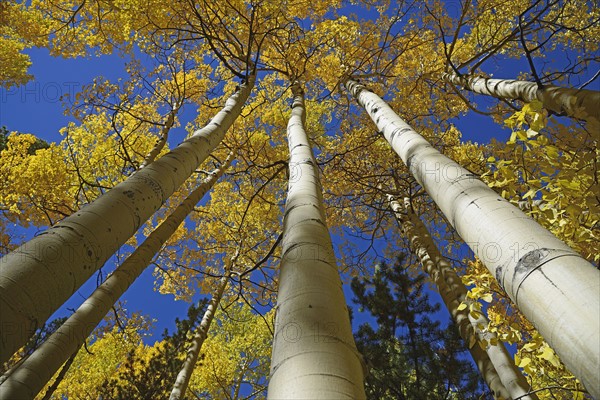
[351,254,491,399]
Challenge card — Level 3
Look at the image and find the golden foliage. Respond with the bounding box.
[188,301,273,399]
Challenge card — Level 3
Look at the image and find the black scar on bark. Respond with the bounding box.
[511,248,574,299]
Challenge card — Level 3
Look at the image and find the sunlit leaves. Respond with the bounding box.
[504,100,547,143]
[188,301,273,399]
[0,35,32,89]
[484,103,599,263]
[0,2,54,88]
[0,132,72,226]
[40,311,153,399]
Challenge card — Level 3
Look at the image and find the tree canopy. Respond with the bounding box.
[0,0,598,399]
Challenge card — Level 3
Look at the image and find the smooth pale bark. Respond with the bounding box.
[347,79,600,397]
[268,84,365,399]
[0,77,253,364]
[169,268,230,400]
[389,195,535,400]
[441,72,600,125]
[0,156,232,400]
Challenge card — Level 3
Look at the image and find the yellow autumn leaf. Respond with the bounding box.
[539,346,561,368]
[480,293,493,303]
[518,357,532,368]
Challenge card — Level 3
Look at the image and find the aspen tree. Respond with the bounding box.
[346,79,600,397]
[441,73,600,127]
[0,156,233,400]
[0,78,254,364]
[388,194,536,400]
[169,258,233,400]
[268,84,365,399]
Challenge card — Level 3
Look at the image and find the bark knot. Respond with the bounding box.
[511,248,578,301]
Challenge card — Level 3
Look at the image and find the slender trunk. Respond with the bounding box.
[267,84,365,399]
[441,72,600,126]
[346,79,600,397]
[0,77,253,364]
[232,358,251,400]
[389,195,535,400]
[138,105,179,170]
[169,266,230,400]
[0,155,232,400]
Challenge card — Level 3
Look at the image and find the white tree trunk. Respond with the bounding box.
[0,77,253,364]
[389,195,536,400]
[346,79,600,397]
[169,265,230,400]
[441,72,600,126]
[267,84,365,399]
[0,156,232,400]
